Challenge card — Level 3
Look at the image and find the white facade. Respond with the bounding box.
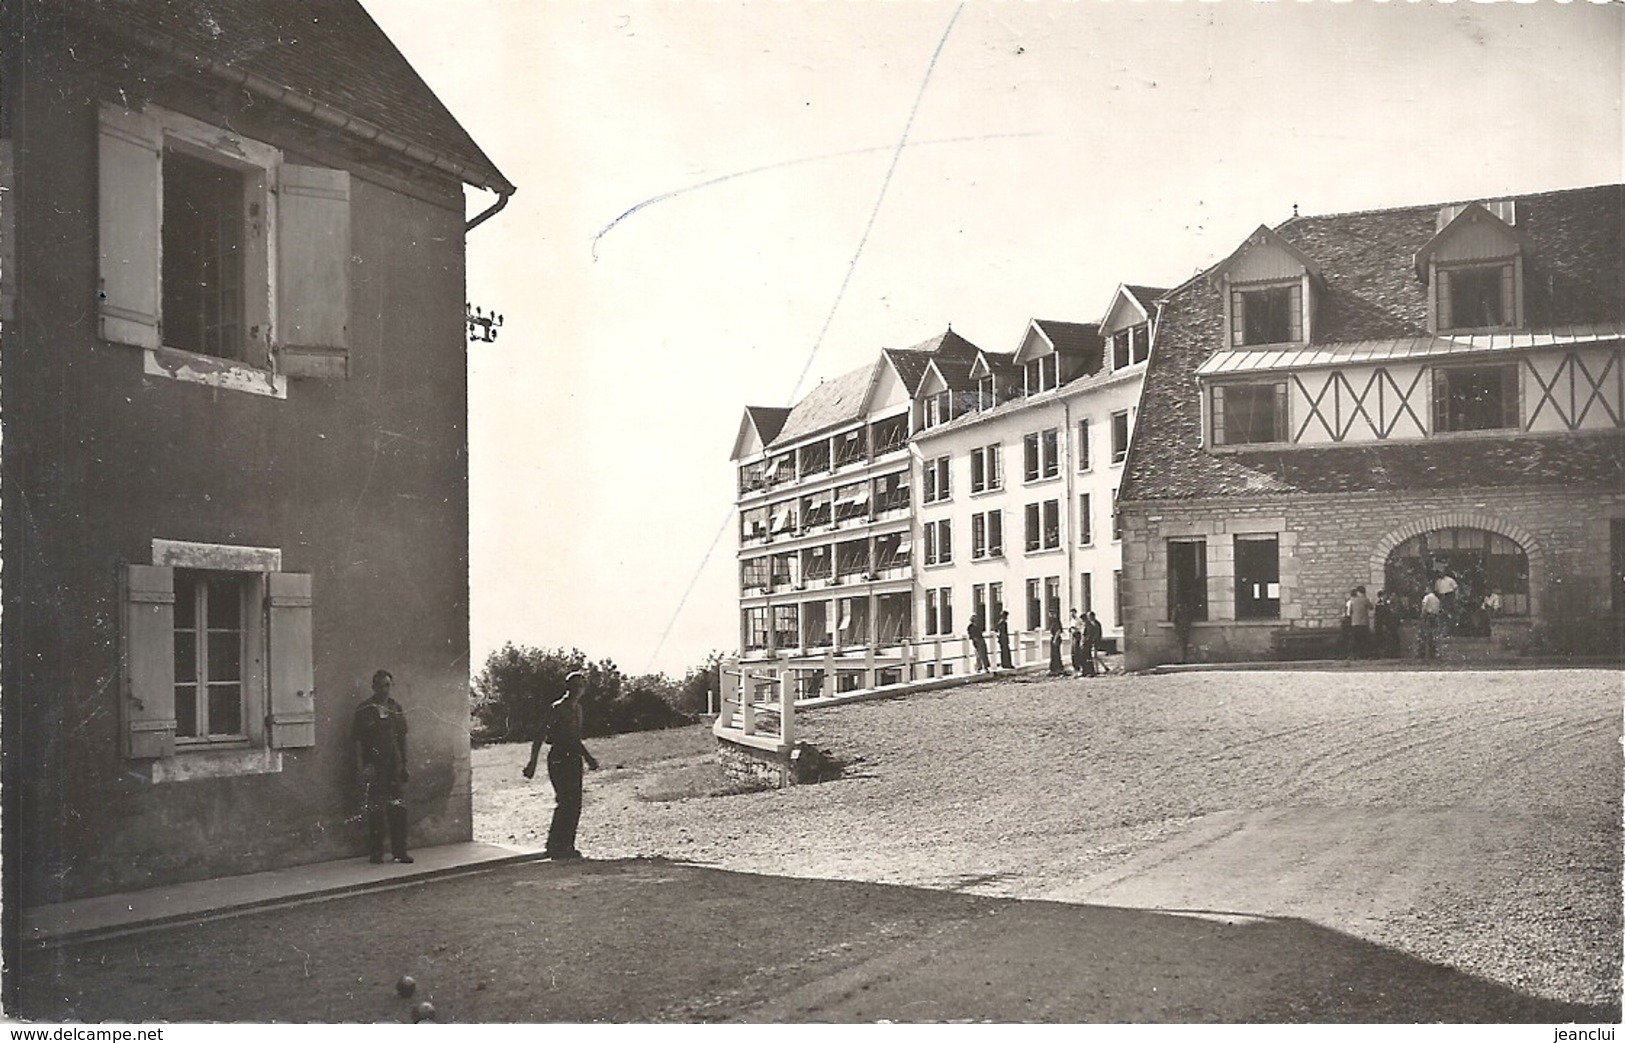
[913,356,1147,651]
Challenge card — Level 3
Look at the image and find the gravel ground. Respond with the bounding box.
[477,666,1622,1009]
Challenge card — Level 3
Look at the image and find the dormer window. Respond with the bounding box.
[976,375,994,410]
[1439,262,1514,331]
[1111,324,1149,368]
[1024,355,1058,395]
[1416,202,1523,333]
[921,390,951,429]
[1231,283,1303,347]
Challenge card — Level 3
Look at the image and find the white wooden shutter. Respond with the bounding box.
[98,104,162,349]
[122,564,175,758]
[266,571,316,748]
[276,165,351,378]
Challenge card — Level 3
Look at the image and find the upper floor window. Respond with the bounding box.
[1110,410,1131,464]
[1024,500,1060,553]
[1076,419,1092,472]
[99,103,352,392]
[922,455,952,504]
[971,510,1003,559]
[923,519,953,566]
[1023,429,1059,482]
[922,390,952,429]
[1433,363,1519,433]
[1230,283,1303,347]
[977,375,995,410]
[1211,381,1288,446]
[1440,263,1514,331]
[969,444,1002,494]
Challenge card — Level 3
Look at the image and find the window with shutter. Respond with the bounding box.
[123,564,177,758]
[97,102,351,395]
[267,571,316,748]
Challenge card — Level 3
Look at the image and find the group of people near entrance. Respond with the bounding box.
[352,667,599,866]
[963,606,1107,678]
[1342,572,1500,660]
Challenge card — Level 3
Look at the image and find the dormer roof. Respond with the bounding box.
[730,406,792,460]
[1100,283,1171,333]
[1413,200,1526,280]
[1209,224,1324,287]
[1012,319,1102,364]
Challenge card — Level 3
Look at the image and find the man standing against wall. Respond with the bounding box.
[523,670,600,859]
[354,669,412,864]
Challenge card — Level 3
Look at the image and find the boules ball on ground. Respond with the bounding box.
[412,1000,436,1023]
[396,975,416,998]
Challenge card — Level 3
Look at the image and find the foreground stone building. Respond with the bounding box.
[2,0,513,905]
[1118,184,1625,668]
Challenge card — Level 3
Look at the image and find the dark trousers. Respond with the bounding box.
[970,633,991,671]
[1049,632,1065,675]
[997,632,1013,669]
[546,746,584,854]
[364,777,408,859]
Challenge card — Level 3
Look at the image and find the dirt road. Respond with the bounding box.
[481,667,1622,1011]
[17,667,1620,1022]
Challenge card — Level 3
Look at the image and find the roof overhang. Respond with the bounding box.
[1195,323,1625,379]
[1208,225,1323,289]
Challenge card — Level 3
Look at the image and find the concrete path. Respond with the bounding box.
[20,841,545,945]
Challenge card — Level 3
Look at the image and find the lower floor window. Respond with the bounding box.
[1234,535,1281,620]
[174,569,248,742]
[1168,539,1209,622]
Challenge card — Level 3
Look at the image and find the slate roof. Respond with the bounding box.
[1121,183,1625,502]
[769,361,879,448]
[68,0,513,192]
[766,329,984,447]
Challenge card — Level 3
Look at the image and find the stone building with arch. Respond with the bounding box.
[1117,184,1625,668]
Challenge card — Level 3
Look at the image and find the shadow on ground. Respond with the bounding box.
[16,857,1614,1024]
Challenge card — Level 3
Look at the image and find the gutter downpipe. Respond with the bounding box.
[464,189,511,233]
[1063,392,1077,618]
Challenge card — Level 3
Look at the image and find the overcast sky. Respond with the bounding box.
[359,0,1622,678]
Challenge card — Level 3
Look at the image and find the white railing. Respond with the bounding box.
[717,630,1053,748]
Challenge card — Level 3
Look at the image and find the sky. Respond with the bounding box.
[359,0,1623,678]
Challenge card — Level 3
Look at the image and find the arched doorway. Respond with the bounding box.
[1383,527,1530,637]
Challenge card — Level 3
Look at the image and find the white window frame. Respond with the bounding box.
[1110,410,1131,465]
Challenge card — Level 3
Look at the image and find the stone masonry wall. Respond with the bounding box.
[1121,485,1625,670]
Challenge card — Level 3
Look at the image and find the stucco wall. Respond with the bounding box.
[1120,485,1625,670]
[3,46,474,903]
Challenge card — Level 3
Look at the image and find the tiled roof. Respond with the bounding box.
[71,0,513,193]
[882,349,934,396]
[882,328,983,395]
[1033,319,1103,357]
[745,406,791,445]
[929,354,979,391]
[1121,183,1625,502]
[769,360,879,447]
[1123,285,1171,314]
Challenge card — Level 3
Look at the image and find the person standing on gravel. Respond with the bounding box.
[1418,589,1443,659]
[995,609,1013,669]
[966,610,991,672]
[1047,610,1066,676]
[1344,586,1373,659]
[1069,610,1090,677]
[354,669,412,865]
[522,670,600,859]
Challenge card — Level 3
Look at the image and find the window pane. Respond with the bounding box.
[175,685,198,738]
[174,630,198,684]
[1220,384,1283,444]
[207,683,243,736]
[207,577,240,628]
